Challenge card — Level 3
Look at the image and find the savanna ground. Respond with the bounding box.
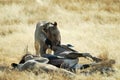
[0,0,120,80]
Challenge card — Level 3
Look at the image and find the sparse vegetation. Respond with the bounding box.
[0,0,120,80]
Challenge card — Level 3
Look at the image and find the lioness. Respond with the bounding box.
[34,21,61,56]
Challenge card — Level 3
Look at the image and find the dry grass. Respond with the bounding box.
[0,0,120,80]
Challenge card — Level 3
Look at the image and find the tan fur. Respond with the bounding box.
[34,21,61,56]
[34,41,40,56]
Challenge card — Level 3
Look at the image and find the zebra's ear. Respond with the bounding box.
[54,22,57,27]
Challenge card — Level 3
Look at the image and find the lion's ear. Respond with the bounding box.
[54,22,57,26]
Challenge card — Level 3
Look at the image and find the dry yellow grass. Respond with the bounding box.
[0,0,120,80]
